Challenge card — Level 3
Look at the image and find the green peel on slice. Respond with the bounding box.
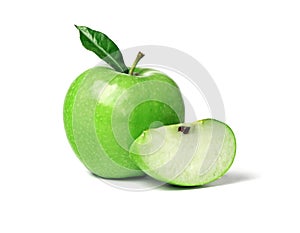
[130,119,236,186]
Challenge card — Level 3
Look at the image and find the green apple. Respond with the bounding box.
[129,119,236,186]
[64,26,185,178]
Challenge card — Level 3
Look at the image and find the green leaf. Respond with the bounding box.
[75,25,128,73]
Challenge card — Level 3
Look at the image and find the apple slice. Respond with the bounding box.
[129,119,236,186]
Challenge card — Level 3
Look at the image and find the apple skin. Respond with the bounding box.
[64,66,185,178]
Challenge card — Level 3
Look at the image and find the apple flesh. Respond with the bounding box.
[129,119,236,186]
[64,66,185,178]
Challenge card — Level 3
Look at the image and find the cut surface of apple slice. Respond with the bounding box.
[130,119,236,186]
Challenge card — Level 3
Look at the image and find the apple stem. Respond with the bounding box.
[129,52,145,75]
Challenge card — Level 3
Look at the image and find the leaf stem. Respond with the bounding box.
[129,52,145,75]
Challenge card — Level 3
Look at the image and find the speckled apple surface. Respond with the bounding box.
[64,66,185,178]
[130,119,236,186]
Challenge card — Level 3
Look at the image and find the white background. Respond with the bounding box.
[0,0,299,232]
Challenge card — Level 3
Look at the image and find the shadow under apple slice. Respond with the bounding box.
[158,171,258,191]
